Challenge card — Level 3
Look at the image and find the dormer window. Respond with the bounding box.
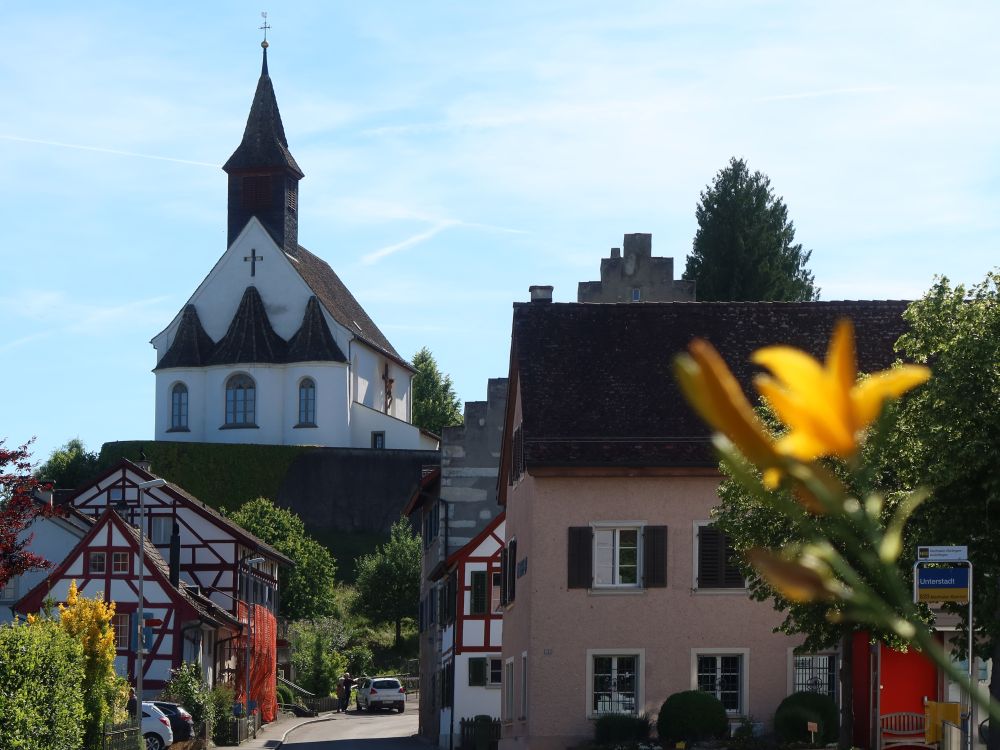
[243,175,271,210]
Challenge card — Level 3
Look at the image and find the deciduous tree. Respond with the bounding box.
[36,438,100,491]
[683,157,818,301]
[230,498,337,621]
[354,519,420,648]
[411,347,463,436]
[0,439,53,589]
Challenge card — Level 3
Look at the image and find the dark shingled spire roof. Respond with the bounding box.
[294,244,409,367]
[223,46,303,178]
[287,296,347,363]
[155,305,216,370]
[209,286,288,365]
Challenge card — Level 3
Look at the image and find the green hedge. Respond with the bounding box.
[0,621,85,750]
[656,690,729,744]
[99,441,306,511]
[774,691,838,744]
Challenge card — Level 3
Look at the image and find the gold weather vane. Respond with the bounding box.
[260,11,271,47]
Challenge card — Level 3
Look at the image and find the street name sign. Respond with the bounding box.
[916,566,970,603]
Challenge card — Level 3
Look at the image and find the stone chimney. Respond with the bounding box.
[610,247,621,258]
[529,285,553,303]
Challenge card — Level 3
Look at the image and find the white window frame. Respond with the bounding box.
[150,516,172,545]
[489,656,502,687]
[691,648,749,715]
[0,575,18,601]
[586,648,645,719]
[692,520,746,593]
[591,521,644,589]
[520,651,528,720]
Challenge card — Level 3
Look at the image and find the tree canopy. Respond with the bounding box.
[1,440,52,588]
[35,438,100,491]
[354,518,420,647]
[411,347,463,436]
[683,157,818,302]
[230,497,338,621]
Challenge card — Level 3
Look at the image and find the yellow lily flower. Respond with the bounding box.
[674,339,777,469]
[752,319,930,463]
[746,548,835,603]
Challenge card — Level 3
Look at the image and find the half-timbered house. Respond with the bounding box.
[435,514,505,749]
[15,507,241,694]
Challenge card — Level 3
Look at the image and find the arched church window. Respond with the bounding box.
[170,383,189,431]
[298,378,316,426]
[225,374,256,426]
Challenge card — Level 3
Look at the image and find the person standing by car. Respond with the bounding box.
[343,673,354,712]
[335,677,345,713]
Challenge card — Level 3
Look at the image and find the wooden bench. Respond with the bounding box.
[881,712,937,750]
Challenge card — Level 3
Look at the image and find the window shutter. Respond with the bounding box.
[567,526,593,589]
[471,571,488,615]
[499,548,508,606]
[469,658,487,687]
[698,525,722,588]
[643,526,668,588]
[447,572,457,623]
[508,540,517,603]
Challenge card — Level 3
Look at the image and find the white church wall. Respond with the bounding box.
[281,363,350,446]
[387,360,413,423]
[204,365,286,445]
[353,345,380,411]
[349,402,424,450]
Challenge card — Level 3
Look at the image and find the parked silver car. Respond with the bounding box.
[141,701,174,750]
[355,676,406,713]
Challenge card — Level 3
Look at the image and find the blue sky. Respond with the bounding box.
[3,1,999,468]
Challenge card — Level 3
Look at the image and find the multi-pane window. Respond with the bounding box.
[696,523,745,589]
[504,660,515,721]
[298,378,316,425]
[171,383,189,430]
[112,613,130,650]
[697,654,743,713]
[89,551,106,574]
[490,657,502,686]
[469,656,502,687]
[371,431,385,449]
[112,551,129,574]
[594,527,639,587]
[225,374,256,425]
[151,516,172,545]
[491,572,502,613]
[592,654,638,716]
[794,654,837,701]
[0,576,18,600]
[631,287,641,302]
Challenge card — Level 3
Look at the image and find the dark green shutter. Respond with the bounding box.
[507,540,517,603]
[567,526,593,589]
[471,571,488,615]
[469,658,487,686]
[643,526,668,587]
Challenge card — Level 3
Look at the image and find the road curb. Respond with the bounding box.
[274,715,334,748]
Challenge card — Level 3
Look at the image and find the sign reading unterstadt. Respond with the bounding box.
[917,545,968,561]
[916,566,970,603]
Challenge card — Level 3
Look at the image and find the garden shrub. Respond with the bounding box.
[162,662,214,728]
[276,684,294,706]
[657,690,728,744]
[774,691,838,744]
[210,683,236,745]
[595,713,652,744]
[0,620,85,750]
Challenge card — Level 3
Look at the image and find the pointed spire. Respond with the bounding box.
[222,40,303,178]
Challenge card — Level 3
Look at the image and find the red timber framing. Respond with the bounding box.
[64,459,291,616]
[448,512,505,656]
[15,508,222,691]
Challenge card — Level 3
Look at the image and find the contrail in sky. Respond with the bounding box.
[0,134,219,167]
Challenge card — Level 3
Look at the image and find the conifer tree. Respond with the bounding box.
[411,347,463,436]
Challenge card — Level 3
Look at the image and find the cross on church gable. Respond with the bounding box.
[244,249,264,277]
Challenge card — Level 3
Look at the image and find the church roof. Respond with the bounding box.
[286,296,347,362]
[294,244,411,369]
[223,47,303,179]
[156,304,216,369]
[208,286,288,366]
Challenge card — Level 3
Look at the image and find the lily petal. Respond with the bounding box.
[850,365,931,428]
[747,548,833,603]
[755,376,855,457]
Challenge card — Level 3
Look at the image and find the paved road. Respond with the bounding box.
[282,707,421,749]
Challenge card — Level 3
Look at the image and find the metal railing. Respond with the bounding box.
[102,718,140,750]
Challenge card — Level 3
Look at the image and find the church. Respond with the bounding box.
[150,41,436,452]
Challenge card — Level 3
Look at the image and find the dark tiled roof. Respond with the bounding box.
[511,300,911,468]
[208,286,288,366]
[156,305,216,369]
[223,50,303,178]
[286,296,347,362]
[293,245,409,368]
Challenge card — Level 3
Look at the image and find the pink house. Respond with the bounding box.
[496,293,909,750]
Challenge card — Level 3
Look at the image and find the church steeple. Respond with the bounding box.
[223,39,304,254]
